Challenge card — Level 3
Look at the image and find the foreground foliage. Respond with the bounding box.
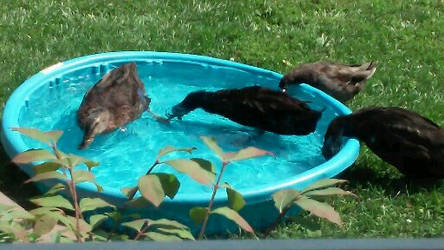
[0,128,355,242]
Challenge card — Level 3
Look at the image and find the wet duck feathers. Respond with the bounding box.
[168,86,323,135]
[77,62,150,149]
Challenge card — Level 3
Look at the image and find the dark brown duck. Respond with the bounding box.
[279,61,377,102]
[168,86,323,135]
[77,62,150,149]
[322,107,444,178]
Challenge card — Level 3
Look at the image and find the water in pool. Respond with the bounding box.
[18,60,339,196]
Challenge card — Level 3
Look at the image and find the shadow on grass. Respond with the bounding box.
[337,161,444,196]
[0,145,40,209]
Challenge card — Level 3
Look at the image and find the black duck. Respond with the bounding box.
[167,86,323,135]
[322,107,444,178]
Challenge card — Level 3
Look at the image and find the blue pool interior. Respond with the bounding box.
[1,52,359,205]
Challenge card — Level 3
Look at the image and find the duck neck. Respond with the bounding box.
[181,90,211,111]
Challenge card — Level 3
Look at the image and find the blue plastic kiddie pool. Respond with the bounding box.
[1,51,359,234]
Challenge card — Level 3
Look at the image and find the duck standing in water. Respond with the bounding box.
[167,86,323,135]
[279,61,377,102]
[322,107,444,178]
[77,62,164,149]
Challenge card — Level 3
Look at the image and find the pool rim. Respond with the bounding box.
[1,51,360,205]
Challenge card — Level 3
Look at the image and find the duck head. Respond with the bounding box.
[322,116,348,159]
[167,90,208,120]
[79,109,112,149]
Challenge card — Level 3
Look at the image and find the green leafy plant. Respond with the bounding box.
[10,127,115,242]
[190,136,274,239]
[265,179,356,235]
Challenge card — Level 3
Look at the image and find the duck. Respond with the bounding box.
[167,86,323,135]
[77,62,153,149]
[322,107,444,178]
[279,61,377,102]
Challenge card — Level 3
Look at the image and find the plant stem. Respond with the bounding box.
[134,221,150,240]
[198,161,228,240]
[263,205,291,237]
[128,161,159,200]
[68,166,83,242]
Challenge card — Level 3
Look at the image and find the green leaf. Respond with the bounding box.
[12,149,56,164]
[156,146,196,161]
[138,175,165,207]
[211,206,254,233]
[301,179,348,194]
[155,173,180,200]
[121,219,147,232]
[223,146,274,162]
[29,207,63,216]
[34,162,62,175]
[72,170,103,192]
[44,183,66,196]
[272,189,301,213]
[189,207,208,225]
[8,210,34,220]
[200,136,224,159]
[190,158,216,174]
[145,231,182,241]
[121,186,138,200]
[164,159,215,185]
[225,183,245,211]
[89,214,108,230]
[33,214,58,236]
[25,171,66,183]
[294,197,342,226]
[148,219,188,229]
[156,227,195,240]
[12,127,63,145]
[125,197,151,208]
[304,187,357,198]
[30,195,74,211]
[84,160,100,171]
[79,198,115,213]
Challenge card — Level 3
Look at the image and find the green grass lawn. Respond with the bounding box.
[1,0,443,239]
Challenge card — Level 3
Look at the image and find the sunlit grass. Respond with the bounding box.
[0,0,443,238]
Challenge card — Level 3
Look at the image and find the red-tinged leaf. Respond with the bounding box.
[12,149,56,164]
[189,207,208,225]
[34,161,62,175]
[34,214,58,236]
[30,195,74,211]
[155,173,180,200]
[211,206,254,234]
[164,159,215,185]
[79,197,115,213]
[223,146,274,162]
[138,175,164,207]
[89,214,108,230]
[225,183,245,211]
[304,187,357,198]
[72,170,103,192]
[121,186,139,200]
[294,197,343,226]
[156,146,197,161]
[121,219,148,232]
[272,189,301,213]
[200,136,224,159]
[12,127,62,145]
[43,183,66,195]
[156,227,195,240]
[145,231,182,241]
[25,171,66,183]
[148,219,188,229]
[301,179,348,194]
